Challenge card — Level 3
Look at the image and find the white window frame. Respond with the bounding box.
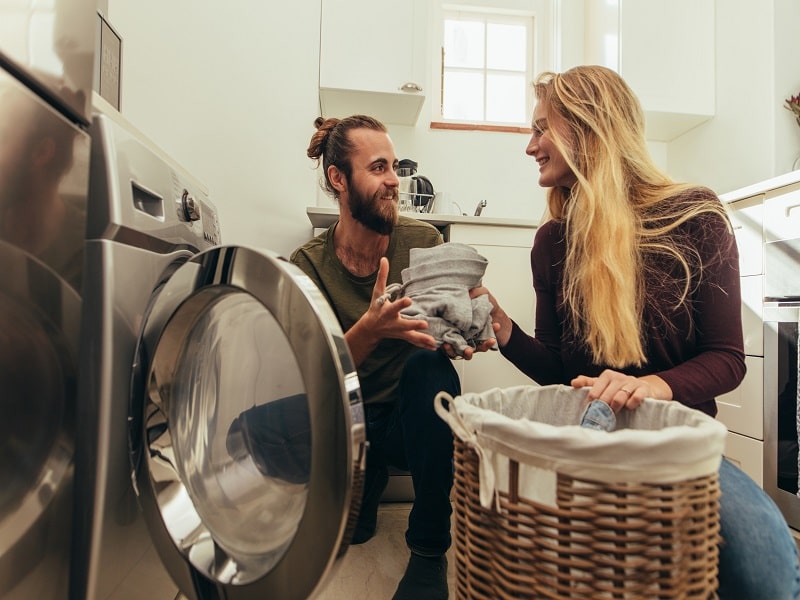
[434,7,536,129]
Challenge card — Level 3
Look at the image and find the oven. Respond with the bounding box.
[763,303,800,527]
[762,184,800,529]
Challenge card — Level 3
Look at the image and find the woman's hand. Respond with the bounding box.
[470,286,513,347]
[571,369,673,412]
[441,289,499,359]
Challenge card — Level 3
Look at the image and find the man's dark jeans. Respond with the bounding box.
[363,349,460,556]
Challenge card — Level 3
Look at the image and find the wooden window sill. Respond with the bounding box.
[429,121,532,134]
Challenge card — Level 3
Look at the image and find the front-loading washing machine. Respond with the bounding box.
[71,101,365,600]
[0,0,95,595]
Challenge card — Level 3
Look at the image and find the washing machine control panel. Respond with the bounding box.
[174,187,220,247]
[202,206,221,247]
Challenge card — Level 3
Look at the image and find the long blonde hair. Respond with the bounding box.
[534,66,730,368]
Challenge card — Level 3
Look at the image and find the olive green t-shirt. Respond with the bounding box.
[290,215,443,405]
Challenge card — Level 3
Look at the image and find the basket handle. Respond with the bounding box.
[434,391,473,441]
[434,391,499,510]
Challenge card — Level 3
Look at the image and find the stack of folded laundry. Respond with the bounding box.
[384,242,495,356]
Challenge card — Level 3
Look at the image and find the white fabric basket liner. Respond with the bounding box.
[435,384,728,509]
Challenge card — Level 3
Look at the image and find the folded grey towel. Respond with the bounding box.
[383,243,494,356]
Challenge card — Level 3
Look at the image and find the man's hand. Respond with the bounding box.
[440,337,496,361]
[345,257,438,366]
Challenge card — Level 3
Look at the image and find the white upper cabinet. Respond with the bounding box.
[584,0,715,142]
[319,0,428,125]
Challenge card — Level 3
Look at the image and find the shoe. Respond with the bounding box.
[351,465,389,544]
[391,553,448,600]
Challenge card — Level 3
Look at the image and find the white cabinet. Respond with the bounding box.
[584,0,714,141]
[728,194,765,276]
[719,206,764,442]
[723,430,764,487]
[764,182,800,244]
[740,275,764,357]
[719,191,766,484]
[319,0,427,125]
[447,223,537,393]
[717,356,763,441]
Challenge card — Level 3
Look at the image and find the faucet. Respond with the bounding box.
[474,199,487,216]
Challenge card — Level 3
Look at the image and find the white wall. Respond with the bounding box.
[109,0,559,246]
[401,0,554,222]
[107,0,322,256]
[773,0,800,175]
[106,0,800,253]
[387,116,545,220]
[667,0,773,193]
[313,0,556,222]
[667,0,800,194]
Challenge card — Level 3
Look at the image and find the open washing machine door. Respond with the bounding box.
[129,245,365,600]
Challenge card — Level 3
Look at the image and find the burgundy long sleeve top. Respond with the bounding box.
[500,190,746,417]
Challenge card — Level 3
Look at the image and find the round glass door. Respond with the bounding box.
[133,246,365,599]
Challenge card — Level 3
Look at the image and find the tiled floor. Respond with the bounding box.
[315,502,455,600]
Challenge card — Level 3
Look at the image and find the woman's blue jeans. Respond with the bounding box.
[718,457,800,599]
[363,349,460,557]
[577,402,800,598]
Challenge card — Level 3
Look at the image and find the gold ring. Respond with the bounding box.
[621,388,633,396]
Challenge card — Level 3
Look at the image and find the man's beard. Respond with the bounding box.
[347,181,398,235]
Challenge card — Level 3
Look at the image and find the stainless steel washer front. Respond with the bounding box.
[76,110,366,600]
[132,246,366,600]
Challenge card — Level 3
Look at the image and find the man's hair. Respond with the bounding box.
[307,115,387,198]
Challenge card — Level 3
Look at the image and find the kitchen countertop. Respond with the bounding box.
[306,206,539,230]
[720,169,800,202]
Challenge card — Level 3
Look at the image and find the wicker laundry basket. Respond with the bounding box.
[434,385,728,600]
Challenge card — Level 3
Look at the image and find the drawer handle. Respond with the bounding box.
[399,82,423,93]
[786,203,800,218]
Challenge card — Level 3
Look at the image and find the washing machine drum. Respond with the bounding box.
[130,246,366,600]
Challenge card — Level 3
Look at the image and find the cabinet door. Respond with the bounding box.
[728,194,764,276]
[462,244,537,393]
[716,355,763,441]
[447,225,537,393]
[741,275,763,357]
[764,182,800,244]
[585,0,714,141]
[319,0,425,95]
[620,0,714,114]
[723,431,764,488]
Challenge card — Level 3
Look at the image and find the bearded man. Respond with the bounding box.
[291,115,493,600]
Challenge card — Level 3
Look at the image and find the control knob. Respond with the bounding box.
[177,189,201,222]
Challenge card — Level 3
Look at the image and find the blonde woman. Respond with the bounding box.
[477,65,800,599]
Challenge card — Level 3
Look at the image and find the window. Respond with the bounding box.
[438,10,534,129]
